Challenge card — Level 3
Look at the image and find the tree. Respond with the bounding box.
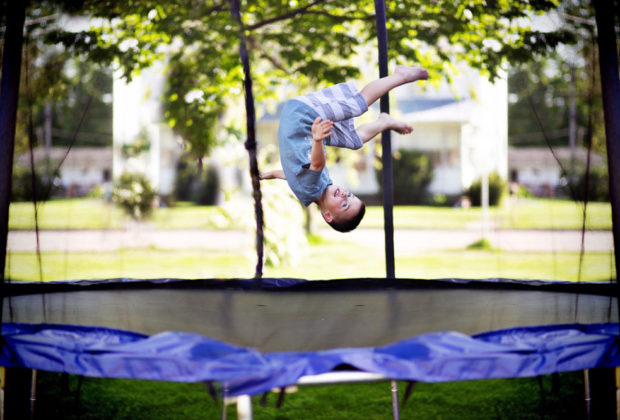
[508,1,608,155]
[4,3,114,156]
[38,0,574,161]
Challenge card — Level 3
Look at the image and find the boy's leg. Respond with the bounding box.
[356,113,413,143]
[360,66,428,107]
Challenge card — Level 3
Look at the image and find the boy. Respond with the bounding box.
[260,66,429,232]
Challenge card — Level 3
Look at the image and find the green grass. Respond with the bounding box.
[362,205,484,229]
[7,246,615,282]
[467,238,494,250]
[393,250,615,282]
[8,199,235,231]
[496,198,613,230]
[362,199,612,230]
[8,199,126,230]
[6,249,254,281]
[33,371,586,419]
[9,198,613,230]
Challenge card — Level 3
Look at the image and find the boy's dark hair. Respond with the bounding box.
[328,202,366,233]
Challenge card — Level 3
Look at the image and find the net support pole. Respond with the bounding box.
[0,0,26,310]
[374,0,395,279]
[593,0,620,308]
[230,0,264,283]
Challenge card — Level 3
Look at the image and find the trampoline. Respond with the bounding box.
[1,1,620,419]
[2,278,619,417]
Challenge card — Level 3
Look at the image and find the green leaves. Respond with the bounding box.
[33,0,573,159]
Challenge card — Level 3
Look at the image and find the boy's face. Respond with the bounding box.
[320,185,362,224]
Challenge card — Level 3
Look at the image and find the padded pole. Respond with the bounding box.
[593,0,620,313]
[230,0,264,283]
[374,0,395,279]
[0,0,26,319]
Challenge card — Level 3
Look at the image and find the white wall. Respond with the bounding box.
[461,74,508,188]
[113,61,182,195]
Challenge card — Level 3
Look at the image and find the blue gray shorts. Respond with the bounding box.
[293,81,369,150]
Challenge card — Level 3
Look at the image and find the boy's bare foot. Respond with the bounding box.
[379,112,413,134]
[394,65,429,83]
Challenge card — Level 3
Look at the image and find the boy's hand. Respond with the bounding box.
[312,117,333,142]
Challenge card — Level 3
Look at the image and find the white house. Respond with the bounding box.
[112,61,183,196]
[17,147,112,197]
[395,71,508,196]
[508,146,605,196]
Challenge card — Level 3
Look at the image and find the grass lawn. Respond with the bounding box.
[8,199,126,230]
[6,249,254,281]
[34,370,585,420]
[363,199,612,230]
[7,245,615,282]
[8,198,613,230]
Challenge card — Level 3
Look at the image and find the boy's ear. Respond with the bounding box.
[321,209,333,223]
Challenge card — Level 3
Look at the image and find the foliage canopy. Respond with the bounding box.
[33,0,573,158]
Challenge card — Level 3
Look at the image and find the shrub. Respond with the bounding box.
[573,165,609,202]
[11,164,57,202]
[174,155,219,205]
[466,173,506,206]
[112,172,156,220]
[376,150,433,205]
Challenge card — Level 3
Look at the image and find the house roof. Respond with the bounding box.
[397,97,460,114]
[17,147,112,170]
[508,147,605,169]
[402,99,474,123]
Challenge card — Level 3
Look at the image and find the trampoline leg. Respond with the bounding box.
[236,395,253,420]
[391,380,400,420]
[584,370,591,420]
[29,369,37,420]
[4,368,34,420]
[587,368,617,419]
[221,385,228,420]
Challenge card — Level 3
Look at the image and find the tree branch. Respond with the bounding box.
[246,0,330,31]
[303,10,375,21]
[247,36,287,72]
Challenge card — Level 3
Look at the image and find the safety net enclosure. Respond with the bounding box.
[2,0,620,418]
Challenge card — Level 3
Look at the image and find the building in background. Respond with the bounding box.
[16,147,111,197]
[112,60,183,198]
[508,147,605,197]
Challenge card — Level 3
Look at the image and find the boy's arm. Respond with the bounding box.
[259,169,286,180]
[309,117,333,171]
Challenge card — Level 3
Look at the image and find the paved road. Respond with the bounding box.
[7,228,614,253]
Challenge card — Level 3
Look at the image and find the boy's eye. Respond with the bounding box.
[347,192,352,198]
[341,201,348,208]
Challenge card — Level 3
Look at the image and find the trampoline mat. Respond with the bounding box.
[3,278,617,352]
